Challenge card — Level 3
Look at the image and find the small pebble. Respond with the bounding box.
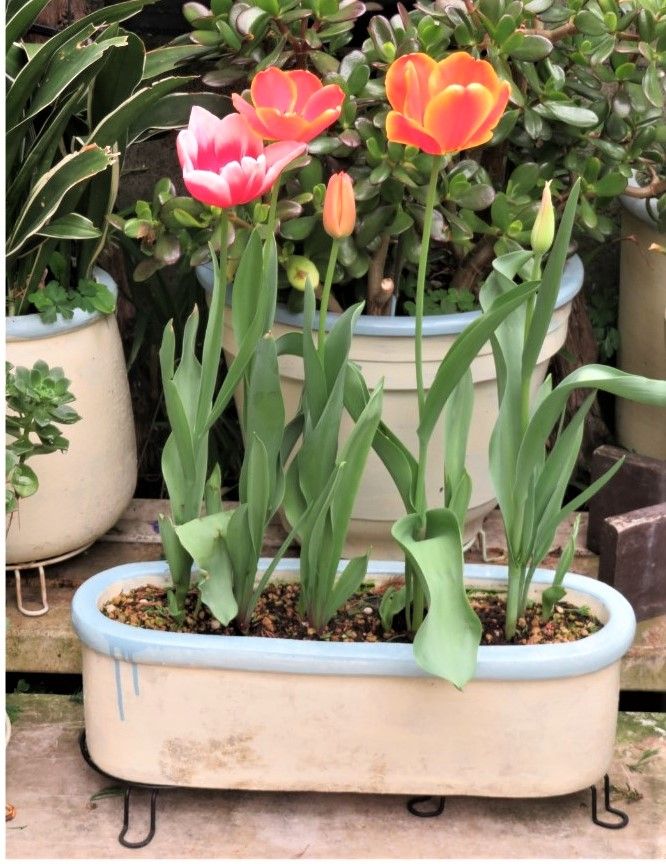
[363,607,373,615]
[210,619,221,631]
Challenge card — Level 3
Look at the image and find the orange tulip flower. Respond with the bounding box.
[323,172,356,239]
[385,52,510,155]
[232,67,345,143]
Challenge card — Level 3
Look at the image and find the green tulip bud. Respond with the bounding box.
[531,181,555,255]
[286,256,320,292]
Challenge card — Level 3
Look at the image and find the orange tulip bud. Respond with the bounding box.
[323,172,355,239]
[385,52,510,156]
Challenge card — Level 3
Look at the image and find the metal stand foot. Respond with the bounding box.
[590,774,629,829]
[9,542,93,617]
[79,731,165,849]
[406,795,446,817]
[119,787,159,849]
[13,566,49,617]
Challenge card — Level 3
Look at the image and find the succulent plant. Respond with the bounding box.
[122,0,666,314]
[5,361,80,514]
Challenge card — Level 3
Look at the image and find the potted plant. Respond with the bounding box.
[120,0,663,555]
[616,174,666,459]
[73,64,666,805]
[5,0,220,565]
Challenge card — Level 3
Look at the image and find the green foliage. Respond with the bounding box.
[5,360,80,513]
[5,0,218,318]
[282,285,384,631]
[128,0,665,311]
[480,180,666,638]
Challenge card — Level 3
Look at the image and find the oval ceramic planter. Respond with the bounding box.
[6,268,138,565]
[197,255,583,558]
[617,186,666,459]
[72,557,634,797]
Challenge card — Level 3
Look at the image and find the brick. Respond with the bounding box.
[586,446,666,553]
[598,503,666,621]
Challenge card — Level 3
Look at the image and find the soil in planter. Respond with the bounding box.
[101,582,601,645]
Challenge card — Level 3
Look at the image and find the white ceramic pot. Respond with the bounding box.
[6,268,138,565]
[72,558,635,797]
[617,190,666,459]
[197,256,583,557]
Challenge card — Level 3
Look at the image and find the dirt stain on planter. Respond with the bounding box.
[159,733,259,785]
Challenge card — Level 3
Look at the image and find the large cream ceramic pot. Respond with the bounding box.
[73,559,635,797]
[617,190,666,459]
[198,256,583,558]
[6,268,137,565]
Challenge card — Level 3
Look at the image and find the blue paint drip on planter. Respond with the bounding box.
[195,254,584,337]
[113,656,125,722]
[72,560,636,682]
[131,662,140,696]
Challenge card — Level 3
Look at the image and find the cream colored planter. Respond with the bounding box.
[199,256,583,558]
[72,559,635,798]
[617,193,666,459]
[6,269,137,565]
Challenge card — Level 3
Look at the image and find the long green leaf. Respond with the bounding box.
[143,44,212,80]
[22,36,128,123]
[35,213,101,239]
[231,228,264,349]
[344,362,417,513]
[129,92,231,138]
[6,0,156,122]
[175,510,238,625]
[392,509,481,688]
[443,368,473,523]
[419,280,537,444]
[89,29,145,129]
[6,0,52,47]
[522,180,581,378]
[88,76,192,149]
[7,147,115,256]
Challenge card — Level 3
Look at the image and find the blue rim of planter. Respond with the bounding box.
[196,253,584,337]
[6,267,117,341]
[72,559,635,681]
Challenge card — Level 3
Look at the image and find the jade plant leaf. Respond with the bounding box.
[392,509,481,689]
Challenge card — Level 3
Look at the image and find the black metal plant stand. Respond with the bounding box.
[406,774,629,829]
[80,732,168,849]
[81,732,628,848]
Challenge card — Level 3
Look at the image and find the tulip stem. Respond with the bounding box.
[267,179,281,239]
[318,239,339,357]
[413,157,443,525]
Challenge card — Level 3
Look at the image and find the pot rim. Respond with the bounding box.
[6,267,117,342]
[72,559,635,681]
[196,254,584,337]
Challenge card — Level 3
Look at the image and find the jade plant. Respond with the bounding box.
[5,0,223,320]
[119,0,666,310]
[5,361,80,515]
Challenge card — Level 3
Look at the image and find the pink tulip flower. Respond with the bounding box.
[176,107,306,208]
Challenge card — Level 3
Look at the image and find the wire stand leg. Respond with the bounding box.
[79,731,163,848]
[119,787,159,849]
[590,774,629,829]
[406,795,446,817]
[14,565,49,616]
